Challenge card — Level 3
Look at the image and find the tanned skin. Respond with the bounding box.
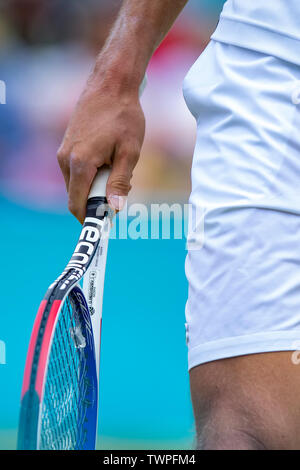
[58,0,300,450]
[57,0,189,223]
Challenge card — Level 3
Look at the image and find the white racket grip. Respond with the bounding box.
[88,165,110,199]
[87,75,147,200]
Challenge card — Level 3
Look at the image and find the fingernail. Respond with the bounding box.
[108,195,127,211]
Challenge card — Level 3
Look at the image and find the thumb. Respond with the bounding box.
[106,146,139,211]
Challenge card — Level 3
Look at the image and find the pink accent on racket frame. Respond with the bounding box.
[21,300,47,399]
[35,300,62,399]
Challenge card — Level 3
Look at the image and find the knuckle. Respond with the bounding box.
[70,152,82,164]
[70,153,88,173]
[57,148,68,165]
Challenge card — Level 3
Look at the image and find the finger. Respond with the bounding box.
[68,153,98,224]
[57,145,71,191]
[106,144,140,211]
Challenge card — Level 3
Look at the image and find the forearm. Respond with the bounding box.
[60,0,189,221]
[94,0,189,91]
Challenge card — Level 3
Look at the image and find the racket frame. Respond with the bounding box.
[18,198,112,450]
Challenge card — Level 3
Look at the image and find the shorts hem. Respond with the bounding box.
[188,330,300,371]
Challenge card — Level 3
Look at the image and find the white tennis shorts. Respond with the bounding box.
[183,40,300,370]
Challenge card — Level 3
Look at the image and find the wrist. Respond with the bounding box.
[92,50,145,95]
[92,14,154,95]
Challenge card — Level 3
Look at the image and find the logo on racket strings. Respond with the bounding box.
[71,290,93,347]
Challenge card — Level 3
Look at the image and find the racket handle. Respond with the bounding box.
[88,165,111,200]
[88,75,147,200]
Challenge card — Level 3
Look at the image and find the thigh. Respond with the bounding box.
[190,351,300,450]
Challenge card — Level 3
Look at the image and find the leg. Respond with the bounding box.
[190,351,300,450]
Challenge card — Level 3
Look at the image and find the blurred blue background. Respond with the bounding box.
[0,0,225,449]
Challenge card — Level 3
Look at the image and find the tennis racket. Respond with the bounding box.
[18,78,146,450]
[17,166,113,450]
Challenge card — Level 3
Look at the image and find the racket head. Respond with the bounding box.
[18,285,98,450]
[18,197,112,450]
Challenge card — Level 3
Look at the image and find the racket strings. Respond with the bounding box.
[39,295,90,450]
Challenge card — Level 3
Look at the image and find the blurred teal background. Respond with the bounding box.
[0,0,225,450]
[0,197,192,449]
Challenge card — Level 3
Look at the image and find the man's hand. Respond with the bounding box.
[58,73,145,224]
[58,0,188,223]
